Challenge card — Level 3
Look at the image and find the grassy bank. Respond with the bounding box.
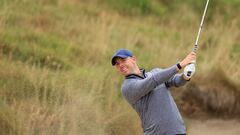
[0,0,239,134]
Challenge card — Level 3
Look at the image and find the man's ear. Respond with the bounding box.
[132,56,137,61]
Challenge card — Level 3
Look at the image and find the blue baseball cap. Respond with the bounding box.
[111,49,133,66]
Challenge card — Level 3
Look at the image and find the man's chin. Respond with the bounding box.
[121,72,130,76]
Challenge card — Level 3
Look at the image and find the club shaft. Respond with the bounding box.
[193,0,209,52]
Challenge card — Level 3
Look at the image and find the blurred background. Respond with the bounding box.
[0,0,239,134]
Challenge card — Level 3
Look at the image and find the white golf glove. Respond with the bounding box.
[184,63,196,80]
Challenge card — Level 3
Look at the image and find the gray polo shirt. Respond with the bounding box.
[121,65,187,135]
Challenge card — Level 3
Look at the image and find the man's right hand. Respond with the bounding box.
[179,52,196,68]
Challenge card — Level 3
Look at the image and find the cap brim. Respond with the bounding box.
[111,55,128,66]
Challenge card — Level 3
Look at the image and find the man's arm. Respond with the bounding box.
[165,62,196,88]
[165,52,197,88]
[122,65,179,104]
[165,73,188,88]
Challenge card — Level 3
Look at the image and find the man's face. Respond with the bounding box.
[114,57,137,76]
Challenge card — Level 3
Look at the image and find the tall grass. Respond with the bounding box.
[0,0,239,134]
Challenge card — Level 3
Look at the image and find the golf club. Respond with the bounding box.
[193,0,210,53]
[185,0,210,77]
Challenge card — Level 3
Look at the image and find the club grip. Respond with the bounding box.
[193,44,198,52]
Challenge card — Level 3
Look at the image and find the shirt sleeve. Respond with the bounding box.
[122,65,178,104]
[165,73,188,88]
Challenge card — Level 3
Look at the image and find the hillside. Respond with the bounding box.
[0,0,239,134]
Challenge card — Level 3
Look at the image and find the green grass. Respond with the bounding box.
[0,0,239,134]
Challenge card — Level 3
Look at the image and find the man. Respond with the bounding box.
[111,49,196,135]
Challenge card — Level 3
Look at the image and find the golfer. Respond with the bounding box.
[111,49,196,135]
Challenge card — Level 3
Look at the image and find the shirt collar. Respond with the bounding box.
[125,68,146,79]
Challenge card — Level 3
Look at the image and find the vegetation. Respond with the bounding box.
[0,0,239,134]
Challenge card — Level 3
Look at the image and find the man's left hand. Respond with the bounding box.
[183,63,195,80]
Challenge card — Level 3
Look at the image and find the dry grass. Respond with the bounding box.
[186,118,240,135]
